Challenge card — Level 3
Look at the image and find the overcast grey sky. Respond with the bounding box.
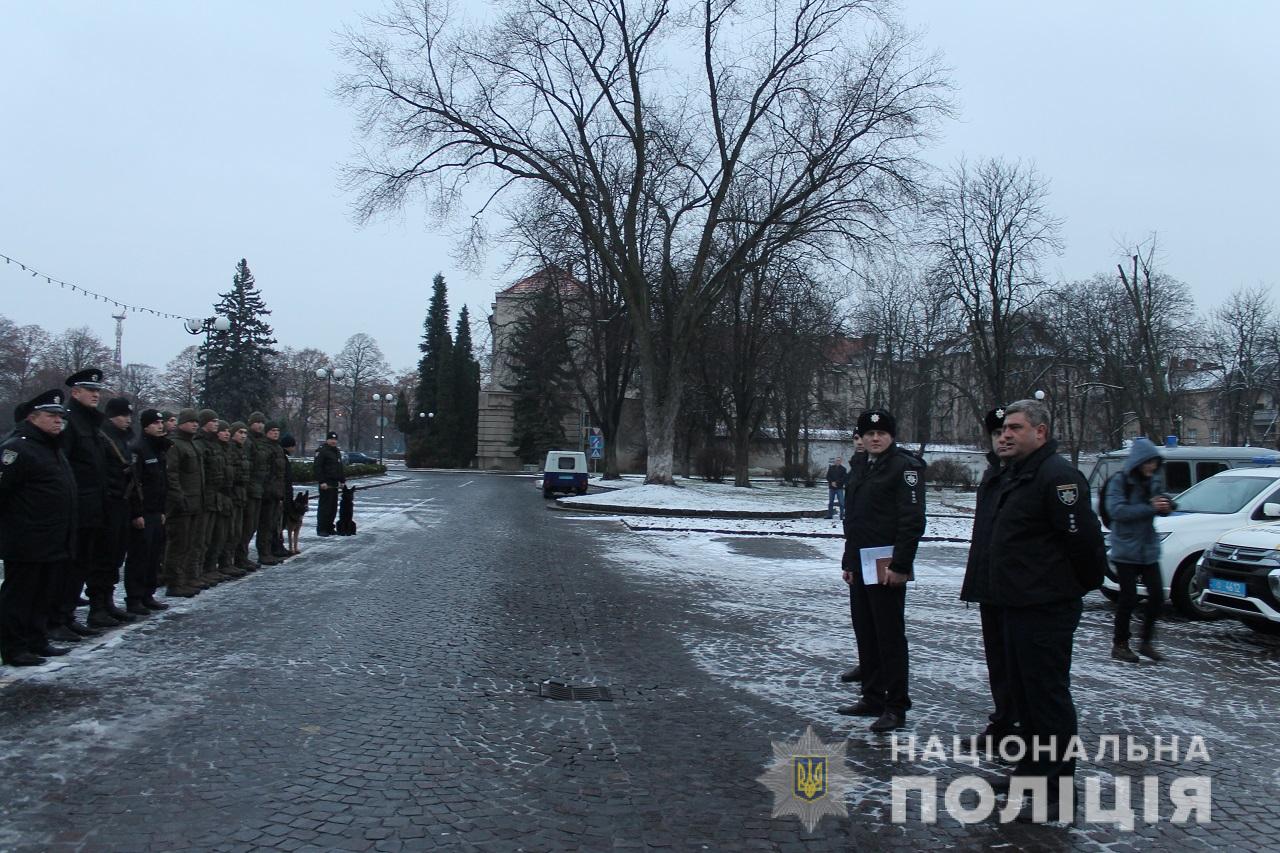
[1,1,1275,375]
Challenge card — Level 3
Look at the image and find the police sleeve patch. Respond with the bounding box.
[1056,484,1079,506]
[904,470,919,487]
[2,449,17,465]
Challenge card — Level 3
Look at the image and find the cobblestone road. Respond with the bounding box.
[1,474,1278,851]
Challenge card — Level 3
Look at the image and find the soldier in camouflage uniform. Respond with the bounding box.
[256,421,287,566]
[212,421,244,579]
[220,422,252,574]
[239,413,269,570]
[192,409,225,587]
[163,409,203,597]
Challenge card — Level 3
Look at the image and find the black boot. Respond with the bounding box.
[105,596,137,623]
[87,604,118,630]
[65,620,102,638]
[143,596,170,611]
[126,600,152,617]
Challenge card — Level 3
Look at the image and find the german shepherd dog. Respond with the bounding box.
[337,486,357,536]
[285,490,311,554]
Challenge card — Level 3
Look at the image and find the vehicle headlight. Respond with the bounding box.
[1269,569,1280,600]
[1157,532,1172,542]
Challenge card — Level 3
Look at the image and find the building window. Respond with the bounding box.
[1210,428,1220,445]
[1185,427,1198,445]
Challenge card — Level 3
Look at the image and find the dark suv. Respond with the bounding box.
[1197,522,1280,635]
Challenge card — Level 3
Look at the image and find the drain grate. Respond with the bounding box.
[539,680,613,701]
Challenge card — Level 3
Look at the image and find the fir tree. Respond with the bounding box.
[449,306,481,465]
[408,273,453,466]
[504,284,574,464]
[200,259,278,419]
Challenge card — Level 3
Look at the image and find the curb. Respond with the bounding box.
[616,521,969,543]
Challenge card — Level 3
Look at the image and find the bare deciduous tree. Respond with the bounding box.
[158,345,202,410]
[929,157,1062,407]
[335,333,391,451]
[1205,286,1277,445]
[341,0,948,482]
[273,347,333,454]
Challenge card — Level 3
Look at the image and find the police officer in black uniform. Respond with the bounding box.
[93,396,139,627]
[0,390,78,666]
[314,432,344,536]
[837,409,926,733]
[960,406,1019,751]
[53,368,110,639]
[986,398,1106,821]
[125,409,171,615]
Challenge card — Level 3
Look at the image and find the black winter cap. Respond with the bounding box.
[104,397,133,418]
[856,409,896,436]
[984,406,1007,435]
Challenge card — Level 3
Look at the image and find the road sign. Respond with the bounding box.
[589,434,604,459]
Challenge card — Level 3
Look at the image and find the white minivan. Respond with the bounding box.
[1102,466,1280,618]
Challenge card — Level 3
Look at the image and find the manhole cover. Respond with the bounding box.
[539,680,612,701]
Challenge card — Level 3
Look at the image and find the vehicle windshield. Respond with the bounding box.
[1173,476,1274,514]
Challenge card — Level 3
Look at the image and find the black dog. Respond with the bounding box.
[336,486,357,536]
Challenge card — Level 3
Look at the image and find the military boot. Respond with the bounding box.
[104,597,137,623]
[87,596,119,629]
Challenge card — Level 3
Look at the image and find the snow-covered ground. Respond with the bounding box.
[563,478,979,520]
[584,514,975,541]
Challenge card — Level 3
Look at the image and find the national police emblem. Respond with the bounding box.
[757,726,861,832]
[904,471,918,487]
[1057,484,1078,506]
[2,449,17,466]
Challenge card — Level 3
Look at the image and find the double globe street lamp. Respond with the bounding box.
[183,315,232,404]
[371,392,392,463]
[315,366,347,440]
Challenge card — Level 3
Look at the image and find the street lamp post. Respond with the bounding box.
[316,367,347,440]
[417,411,435,459]
[372,393,391,464]
[183,315,231,405]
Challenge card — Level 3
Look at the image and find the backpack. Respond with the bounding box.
[1098,472,1131,529]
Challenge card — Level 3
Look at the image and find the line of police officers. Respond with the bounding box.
[0,369,304,667]
[838,400,1107,823]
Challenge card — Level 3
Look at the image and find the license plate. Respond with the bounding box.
[1209,578,1247,598]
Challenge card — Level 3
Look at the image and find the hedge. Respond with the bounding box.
[290,460,387,484]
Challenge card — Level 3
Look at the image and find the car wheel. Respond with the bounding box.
[1171,552,1221,620]
[1242,617,1280,636]
[543,489,555,499]
[1100,588,1119,603]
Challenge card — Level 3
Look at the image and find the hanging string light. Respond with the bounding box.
[1,249,194,321]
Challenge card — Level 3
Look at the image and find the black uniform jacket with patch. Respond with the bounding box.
[960,453,1004,604]
[131,433,171,518]
[985,439,1107,608]
[841,444,927,580]
[0,422,78,562]
[61,398,107,529]
[313,445,344,486]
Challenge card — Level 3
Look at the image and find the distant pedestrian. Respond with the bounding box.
[1106,438,1174,663]
[837,410,926,733]
[825,457,848,520]
[986,398,1106,821]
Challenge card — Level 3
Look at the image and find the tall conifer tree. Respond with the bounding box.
[409,273,453,466]
[450,306,481,465]
[505,283,574,463]
[200,259,277,418]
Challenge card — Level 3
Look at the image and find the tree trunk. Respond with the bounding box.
[733,427,751,488]
[638,348,681,485]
